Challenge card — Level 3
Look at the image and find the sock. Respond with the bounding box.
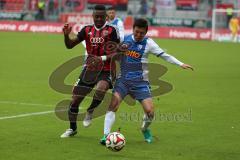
[141,112,154,131]
[69,107,79,131]
[87,99,102,113]
[70,122,77,131]
[104,111,116,135]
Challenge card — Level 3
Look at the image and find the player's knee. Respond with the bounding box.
[72,85,92,97]
[96,81,109,92]
[94,90,107,101]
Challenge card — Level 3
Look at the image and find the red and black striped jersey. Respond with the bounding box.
[77,22,120,71]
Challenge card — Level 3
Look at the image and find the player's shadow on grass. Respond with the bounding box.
[49,56,173,121]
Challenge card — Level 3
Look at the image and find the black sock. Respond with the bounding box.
[87,99,102,113]
[70,122,77,131]
[69,107,79,131]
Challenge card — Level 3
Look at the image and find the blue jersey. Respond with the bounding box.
[119,34,166,82]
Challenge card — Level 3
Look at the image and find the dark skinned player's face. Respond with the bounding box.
[133,26,147,42]
[93,10,107,28]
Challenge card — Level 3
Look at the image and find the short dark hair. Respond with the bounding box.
[94,5,106,11]
[133,18,148,31]
[107,6,115,11]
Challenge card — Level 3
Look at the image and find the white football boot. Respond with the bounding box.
[83,112,93,127]
[60,129,77,138]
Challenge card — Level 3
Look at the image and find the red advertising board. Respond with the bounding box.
[0,21,63,33]
[0,20,228,41]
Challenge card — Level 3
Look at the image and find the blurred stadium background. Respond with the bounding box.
[0,0,240,42]
[1,1,240,160]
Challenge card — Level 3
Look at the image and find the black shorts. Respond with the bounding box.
[75,67,114,89]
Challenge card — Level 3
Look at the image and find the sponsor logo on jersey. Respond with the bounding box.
[90,37,104,44]
[102,30,109,37]
[125,50,141,58]
[138,45,143,50]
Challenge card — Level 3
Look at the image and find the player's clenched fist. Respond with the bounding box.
[63,23,72,35]
[86,55,103,71]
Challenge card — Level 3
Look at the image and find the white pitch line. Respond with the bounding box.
[0,100,84,120]
[0,110,54,120]
[0,100,53,107]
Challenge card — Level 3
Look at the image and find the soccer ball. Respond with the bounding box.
[106,132,126,152]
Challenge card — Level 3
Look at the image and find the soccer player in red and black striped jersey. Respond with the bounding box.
[61,5,120,138]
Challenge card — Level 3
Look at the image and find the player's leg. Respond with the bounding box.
[83,80,110,127]
[85,70,113,113]
[100,91,123,145]
[140,98,154,143]
[131,82,154,143]
[100,80,128,145]
[60,81,93,138]
[83,70,113,127]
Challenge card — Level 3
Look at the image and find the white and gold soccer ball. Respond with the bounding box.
[106,132,126,152]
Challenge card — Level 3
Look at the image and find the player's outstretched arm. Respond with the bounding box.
[63,23,80,49]
[148,38,194,71]
[160,52,194,71]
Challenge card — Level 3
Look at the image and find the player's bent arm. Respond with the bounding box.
[64,34,80,49]
[64,25,87,49]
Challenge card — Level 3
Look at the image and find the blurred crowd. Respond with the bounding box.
[0,0,239,29]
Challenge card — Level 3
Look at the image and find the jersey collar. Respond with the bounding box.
[94,21,108,31]
[131,35,146,43]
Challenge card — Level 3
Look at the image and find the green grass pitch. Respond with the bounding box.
[0,32,240,160]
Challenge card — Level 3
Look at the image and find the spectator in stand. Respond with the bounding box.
[37,0,45,20]
[226,7,233,28]
[151,0,157,17]
[139,0,148,15]
[48,0,55,15]
[0,0,6,10]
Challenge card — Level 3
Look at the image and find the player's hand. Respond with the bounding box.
[63,23,72,35]
[181,64,194,71]
[86,55,103,70]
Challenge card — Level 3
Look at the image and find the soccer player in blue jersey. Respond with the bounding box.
[107,6,125,42]
[100,18,193,144]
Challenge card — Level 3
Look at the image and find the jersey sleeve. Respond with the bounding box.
[110,26,120,43]
[147,38,165,56]
[147,38,184,66]
[77,26,86,42]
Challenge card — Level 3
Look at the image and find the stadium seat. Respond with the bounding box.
[3,0,24,12]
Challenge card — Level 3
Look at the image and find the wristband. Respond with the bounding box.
[101,56,107,61]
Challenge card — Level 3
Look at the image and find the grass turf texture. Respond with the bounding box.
[0,32,240,160]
